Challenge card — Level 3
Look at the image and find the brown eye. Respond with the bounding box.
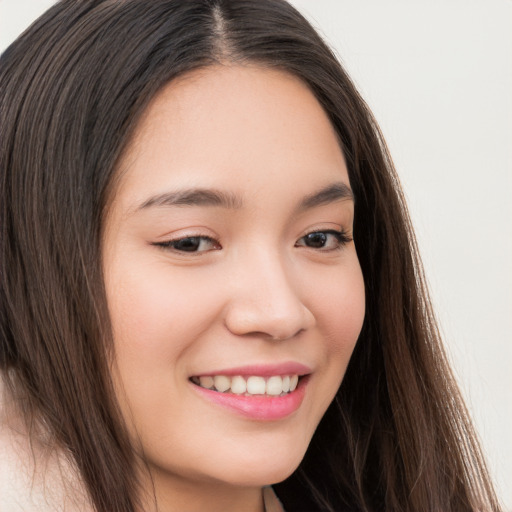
[172,237,203,252]
[296,230,351,251]
[304,232,328,248]
[154,236,220,253]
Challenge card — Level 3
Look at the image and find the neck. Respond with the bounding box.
[137,467,265,512]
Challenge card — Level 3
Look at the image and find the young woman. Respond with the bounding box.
[0,1,502,511]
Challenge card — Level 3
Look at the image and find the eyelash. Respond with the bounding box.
[152,229,352,254]
[295,229,352,251]
[152,236,220,253]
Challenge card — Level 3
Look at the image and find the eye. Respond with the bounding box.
[295,230,351,251]
[152,236,221,253]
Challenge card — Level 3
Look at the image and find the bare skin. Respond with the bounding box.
[103,64,365,511]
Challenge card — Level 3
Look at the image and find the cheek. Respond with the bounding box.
[312,260,365,354]
[328,276,365,356]
[309,260,365,395]
[107,262,216,362]
[104,261,224,441]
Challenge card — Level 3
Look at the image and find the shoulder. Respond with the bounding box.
[0,376,92,512]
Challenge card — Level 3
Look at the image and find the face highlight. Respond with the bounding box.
[103,65,365,508]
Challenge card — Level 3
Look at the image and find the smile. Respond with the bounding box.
[190,374,300,396]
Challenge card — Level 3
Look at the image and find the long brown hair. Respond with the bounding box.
[0,1,501,510]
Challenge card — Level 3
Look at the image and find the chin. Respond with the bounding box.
[210,439,309,488]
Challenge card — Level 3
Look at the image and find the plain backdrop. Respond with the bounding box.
[1,0,511,509]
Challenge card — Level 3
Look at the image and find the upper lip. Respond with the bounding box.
[191,362,312,377]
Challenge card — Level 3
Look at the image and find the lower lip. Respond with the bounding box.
[191,377,308,421]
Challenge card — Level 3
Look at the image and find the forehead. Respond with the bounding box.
[115,64,349,211]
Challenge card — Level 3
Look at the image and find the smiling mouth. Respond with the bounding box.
[190,374,302,397]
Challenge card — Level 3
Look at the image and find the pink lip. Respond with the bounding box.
[191,376,309,421]
[193,362,312,378]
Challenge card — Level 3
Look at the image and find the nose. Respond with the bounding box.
[224,251,315,341]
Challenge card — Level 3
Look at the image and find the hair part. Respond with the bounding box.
[0,1,501,511]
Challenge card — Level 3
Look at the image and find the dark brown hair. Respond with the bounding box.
[0,1,501,511]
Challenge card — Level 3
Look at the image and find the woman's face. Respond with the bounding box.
[103,65,365,501]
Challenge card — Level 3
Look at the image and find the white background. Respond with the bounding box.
[1,0,511,508]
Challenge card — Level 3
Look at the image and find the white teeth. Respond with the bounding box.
[199,376,214,389]
[266,376,283,396]
[246,376,266,394]
[230,375,247,395]
[193,374,302,395]
[282,375,290,393]
[213,375,231,392]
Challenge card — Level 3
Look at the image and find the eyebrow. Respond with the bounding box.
[296,182,354,212]
[137,181,353,212]
[138,188,243,210]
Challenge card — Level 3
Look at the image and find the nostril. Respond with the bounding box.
[224,300,314,340]
[269,327,306,342]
